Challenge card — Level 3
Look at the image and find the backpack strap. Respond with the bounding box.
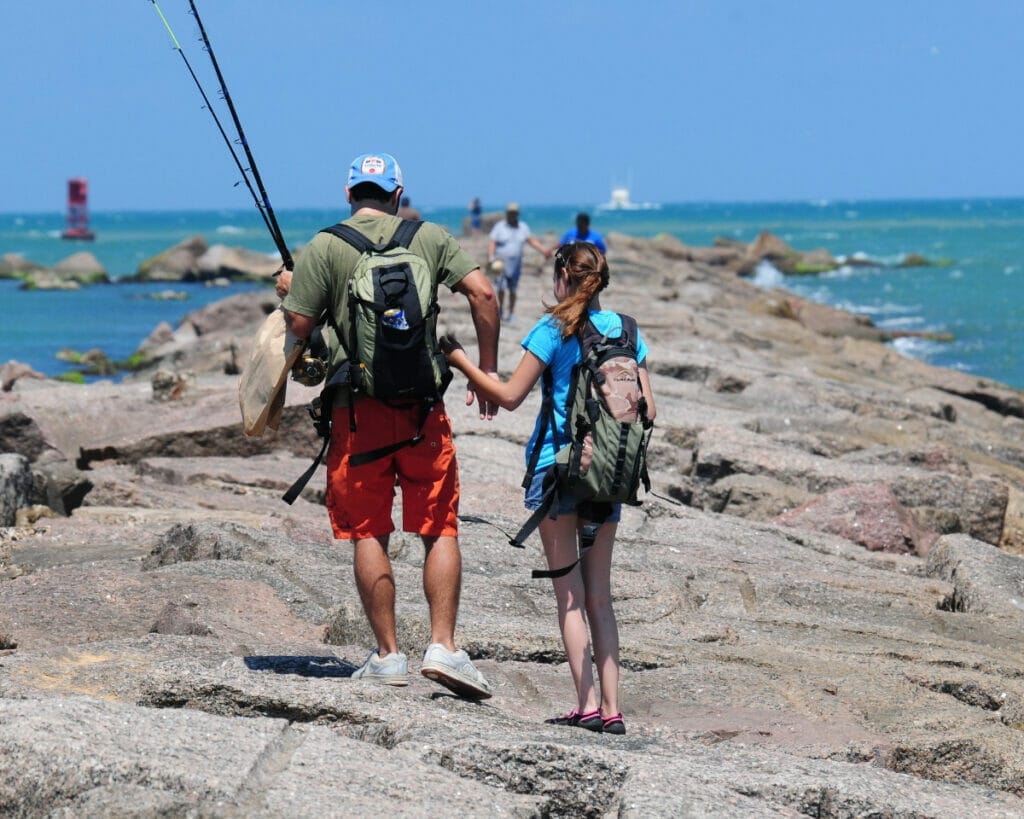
[509,464,559,549]
[509,468,612,580]
[390,218,423,249]
[349,399,432,467]
[319,218,423,253]
[282,435,329,505]
[521,368,557,489]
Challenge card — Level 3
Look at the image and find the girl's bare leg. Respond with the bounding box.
[581,521,620,717]
[540,513,598,714]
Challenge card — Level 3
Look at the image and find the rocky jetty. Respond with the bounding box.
[1,232,1023,816]
[130,235,285,283]
[1,250,109,290]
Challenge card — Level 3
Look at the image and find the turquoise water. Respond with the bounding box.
[1,199,1021,389]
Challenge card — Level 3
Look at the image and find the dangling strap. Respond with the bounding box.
[282,435,329,505]
[349,399,432,467]
[530,502,612,580]
[509,465,560,548]
[281,364,354,505]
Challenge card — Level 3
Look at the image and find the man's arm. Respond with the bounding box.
[283,309,317,341]
[452,267,500,419]
[528,235,552,259]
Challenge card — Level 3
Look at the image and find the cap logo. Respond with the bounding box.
[360,156,387,176]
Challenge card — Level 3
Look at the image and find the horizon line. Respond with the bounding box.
[3,193,1024,219]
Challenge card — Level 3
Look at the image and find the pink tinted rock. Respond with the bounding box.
[774,483,938,556]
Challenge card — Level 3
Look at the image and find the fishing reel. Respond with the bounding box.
[291,326,330,387]
[292,351,327,387]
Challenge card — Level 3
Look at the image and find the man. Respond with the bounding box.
[397,195,421,220]
[282,152,499,699]
[556,212,607,255]
[487,202,552,322]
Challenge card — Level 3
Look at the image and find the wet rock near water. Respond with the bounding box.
[130,235,285,283]
[0,232,1022,815]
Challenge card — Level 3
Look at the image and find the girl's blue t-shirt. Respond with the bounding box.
[521,310,649,471]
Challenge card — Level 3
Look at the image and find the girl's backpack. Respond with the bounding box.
[510,314,653,577]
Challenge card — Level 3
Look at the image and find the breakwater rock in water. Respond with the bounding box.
[1,233,1023,816]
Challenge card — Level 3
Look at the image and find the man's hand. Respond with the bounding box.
[466,370,501,421]
[275,267,292,300]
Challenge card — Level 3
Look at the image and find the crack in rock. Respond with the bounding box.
[425,741,628,818]
[138,684,396,747]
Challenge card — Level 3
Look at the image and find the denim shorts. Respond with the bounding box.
[523,469,621,522]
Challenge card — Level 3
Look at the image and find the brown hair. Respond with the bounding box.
[548,241,609,339]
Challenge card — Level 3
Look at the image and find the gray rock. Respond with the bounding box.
[52,250,107,279]
[0,360,47,392]
[0,409,51,460]
[197,244,283,280]
[0,453,32,527]
[134,235,209,281]
[0,232,1023,815]
[29,451,93,515]
[0,252,43,276]
[925,533,1024,618]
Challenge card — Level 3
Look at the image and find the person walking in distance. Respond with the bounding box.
[282,152,500,698]
[555,212,606,255]
[488,202,552,323]
[441,242,657,732]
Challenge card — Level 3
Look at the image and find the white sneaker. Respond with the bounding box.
[351,648,409,686]
[420,643,492,699]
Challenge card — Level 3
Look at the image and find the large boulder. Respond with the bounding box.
[774,483,938,555]
[196,245,282,280]
[926,534,1024,619]
[736,230,838,276]
[0,410,51,461]
[0,253,44,278]
[179,291,278,337]
[0,361,47,392]
[30,451,93,516]
[0,453,32,527]
[52,251,108,283]
[134,236,209,281]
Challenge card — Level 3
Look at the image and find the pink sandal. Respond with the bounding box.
[545,708,603,731]
[601,713,626,734]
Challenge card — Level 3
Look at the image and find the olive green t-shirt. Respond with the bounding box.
[283,214,478,382]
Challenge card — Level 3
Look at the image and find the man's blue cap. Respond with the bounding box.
[347,153,404,193]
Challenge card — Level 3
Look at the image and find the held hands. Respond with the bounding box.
[438,333,463,358]
[441,333,500,421]
[470,371,501,421]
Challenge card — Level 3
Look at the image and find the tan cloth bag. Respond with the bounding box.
[238,307,305,437]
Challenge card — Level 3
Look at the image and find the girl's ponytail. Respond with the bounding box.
[549,242,609,339]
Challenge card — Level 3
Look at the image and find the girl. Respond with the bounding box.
[443,241,657,734]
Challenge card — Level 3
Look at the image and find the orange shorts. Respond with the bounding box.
[325,398,459,541]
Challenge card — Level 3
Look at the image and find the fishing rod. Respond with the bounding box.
[149,0,293,270]
[187,0,292,271]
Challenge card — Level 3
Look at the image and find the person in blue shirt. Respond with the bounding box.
[440,241,658,735]
[555,212,607,255]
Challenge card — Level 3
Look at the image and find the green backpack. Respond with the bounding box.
[282,219,451,504]
[510,314,654,577]
[322,219,451,404]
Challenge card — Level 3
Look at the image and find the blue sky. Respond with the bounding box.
[3,1,1022,212]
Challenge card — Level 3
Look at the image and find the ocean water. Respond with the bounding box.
[0,199,1021,389]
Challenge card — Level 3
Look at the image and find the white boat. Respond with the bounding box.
[597,186,660,211]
